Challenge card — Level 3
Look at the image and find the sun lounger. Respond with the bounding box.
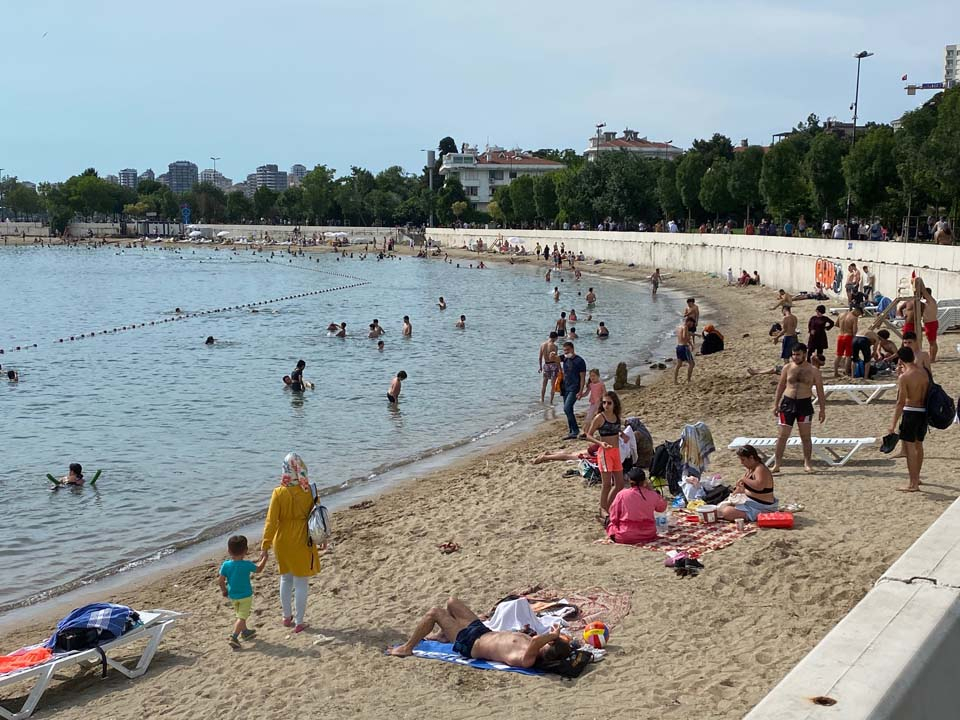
[728,437,876,467]
[0,609,180,720]
[937,306,960,332]
[829,305,878,316]
[813,383,897,405]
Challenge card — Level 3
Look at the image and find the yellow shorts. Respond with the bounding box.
[231,596,253,619]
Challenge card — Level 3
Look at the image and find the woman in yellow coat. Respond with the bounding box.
[259,453,321,633]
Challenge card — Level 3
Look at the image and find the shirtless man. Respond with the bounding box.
[553,286,560,302]
[538,331,561,403]
[684,297,700,349]
[770,289,795,311]
[772,343,826,473]
[772,305,798,360]
[845,264,861,305]
[888,347,929,492]
[650,269,662,295]
[372,319,385,337]
[921,285,939,362]
[387,370,407,404]
[901,332,932,374]
[335,322,347,338]
[438,296,447,310]
[585,288,597,305]
[455,315,465,329]
[555,311,567,338]
[388,597,570,669]
[674,317,696,384]
[874,329,898,362]
[833,308,859,377]
[402,316,412,337]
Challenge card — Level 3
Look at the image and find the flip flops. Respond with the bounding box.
[880,432,900,454]
[438,541,460,554]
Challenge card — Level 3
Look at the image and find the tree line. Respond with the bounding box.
[2,88,957,234]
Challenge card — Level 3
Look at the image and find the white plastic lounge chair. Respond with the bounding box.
[813,383,897,405]
[0,609,180,720]
[829,305,878,316]
[937,306,960,332]
[728,437,876,467]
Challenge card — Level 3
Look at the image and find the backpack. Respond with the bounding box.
[578,459,600,486]
[48,603,139,677]
[308,483,332,544]
[537,648,593,679]
[925,372,956,430]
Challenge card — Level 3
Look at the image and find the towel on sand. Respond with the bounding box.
[410,640,543,676]
[629,519,756,556]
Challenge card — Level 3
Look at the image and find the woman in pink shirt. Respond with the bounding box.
[604,469,667,545]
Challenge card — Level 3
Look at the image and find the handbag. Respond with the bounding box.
[308,483,332,545]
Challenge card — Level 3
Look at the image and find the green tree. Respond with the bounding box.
[532,148,583,168]
[73,174,116,216]
[225,191,253,223]
[533,173,559,225]
[926,87,960,217]
[895,101,939,235]
[487,199,504,225]
[40,182,75,234]
[451,200,469,221]
[656,160,684,221]
[187,182,227,223]
[555,163,598,225]
[691,133,735,167]
[698,159,735,220]
[806,133,846,221]
[728,146,765,223]
[842,125,897,217]
[509,175,537,225]
[123,200,151,218]
[436,177,467,225]
[300,164,336,224]
[676,151,708,223]
[438,136,458,158]
[253,186,279,221]
[136,179,162,196]
[278,186,306,223]
[336,167,376,225]
[595,152,658,224]
[760,137,811,220]
[5,181,43,219]
[492,185,514,225]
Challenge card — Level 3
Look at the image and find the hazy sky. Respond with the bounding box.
[2,0,957,183]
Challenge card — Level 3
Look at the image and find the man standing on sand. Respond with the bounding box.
[538,332,561,404]
[674,317,696,384]
[772,305,798,360]
[901,332,932,374]
[888,347,929,492]
[772,343,826,473]
[684,298,700,330]
[560,341,587,439]
[650,269,662,295]
[387,597,571,669]
[845,264,861,305]
[861,265,876,302]
[921,285,939,362]
[833,308,859,377]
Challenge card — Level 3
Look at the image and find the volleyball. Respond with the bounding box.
[582,622,609,649]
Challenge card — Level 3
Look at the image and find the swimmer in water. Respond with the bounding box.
[368,323,378,338]
[568,326,578,340]
[7,369,19,382]
[553,287,560,302]
[402,316,412,336]
[585,288,596,305]
[205,336,215,345]
[377,340,385,352]
[372,319,385,337]
[175,307,182,314]
[289,359,313,391]
[326,322,339,334]
[60,463,85,486]
[335,322,347,338]
[438,296,447,310]
[387,370,407,404]
[597,322,609,338]
[455,315,465,329]
[569,309,578,323]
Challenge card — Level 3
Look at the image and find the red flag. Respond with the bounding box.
[901,74,908,81]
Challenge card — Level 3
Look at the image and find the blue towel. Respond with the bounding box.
[46,603,139,649]
[408,640,543,676]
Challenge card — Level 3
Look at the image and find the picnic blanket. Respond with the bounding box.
[410,640,543,676]
[629,519,756,556]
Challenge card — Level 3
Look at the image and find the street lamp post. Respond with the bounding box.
[420,148,435,228]
[594,122,606,163]
[210,156,220,176]
[845,50,874,235]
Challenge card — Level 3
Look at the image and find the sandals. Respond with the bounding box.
[282,616,294,627]
[438,541,460,554]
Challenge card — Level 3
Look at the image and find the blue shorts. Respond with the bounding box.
[452,620,491,658]
[676,345,693,363]
[735,497,778,522]
[780,336,797,360]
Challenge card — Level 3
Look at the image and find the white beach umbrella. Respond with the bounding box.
[188,230,203,238]
[216,231,231,238]
[506,236,525,245]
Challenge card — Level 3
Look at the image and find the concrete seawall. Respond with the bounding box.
[426,228,960,301]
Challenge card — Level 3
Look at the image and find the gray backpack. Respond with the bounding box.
[308,483,332,544]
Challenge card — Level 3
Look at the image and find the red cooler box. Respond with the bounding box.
[757,512,794,529]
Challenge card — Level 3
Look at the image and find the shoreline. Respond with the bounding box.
[2,244,957,719]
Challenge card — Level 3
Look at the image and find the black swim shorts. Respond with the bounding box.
[387,393,396,403]
[778,396,814,426]
[899,409,928,443]
[452,619,491,658]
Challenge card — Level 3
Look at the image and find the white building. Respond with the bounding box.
[945,44,959,88]
[253,164,288,192]
[200,168,232,191]
[139,169,155,183]
[584,128,683,161]
[438,144,564,211]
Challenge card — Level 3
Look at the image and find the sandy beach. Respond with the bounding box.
[2,244,959,720]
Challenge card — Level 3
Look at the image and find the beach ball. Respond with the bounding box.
[582,622,609,649]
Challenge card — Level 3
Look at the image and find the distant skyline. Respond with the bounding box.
[2,0,958,184]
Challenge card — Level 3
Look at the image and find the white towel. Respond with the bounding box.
[484,599,554,634]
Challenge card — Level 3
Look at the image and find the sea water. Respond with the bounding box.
[0,245,681,611]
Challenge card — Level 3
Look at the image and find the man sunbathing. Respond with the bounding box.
[388,597,570,668]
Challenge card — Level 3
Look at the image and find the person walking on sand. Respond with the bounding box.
[888,347,929,492]
[219,535,267,649]
[674,317,696,384]
[806,305,834,364]
[259,453,323,633]
[650,269,662,295]
[772,305,798,360]
[387,370,407,404]
[538,332,561,404]
[560,341,587,439]
[920,284,939,362]
[772,343,826,473]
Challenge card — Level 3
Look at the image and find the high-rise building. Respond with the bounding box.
[945,44,959,88]
[139,169,155,183]
[119,168,138,189]
[105,174,120,185]
[157,173,170,187]
[289,164,307,186]
[254,164,288,192]
[200,168,232,191]
[166,161,199,194]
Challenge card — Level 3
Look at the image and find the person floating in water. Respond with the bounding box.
[438,297,447,310]
[205,336,215,345]
[175,307,182,314]
[596,322,609,338]
[377,340,385,352]
[60,463,85,486]
[387,370,407,404]
[455,315,465,329]
[7,369,18,382]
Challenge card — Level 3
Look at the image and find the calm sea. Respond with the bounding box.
[0,245,681,611]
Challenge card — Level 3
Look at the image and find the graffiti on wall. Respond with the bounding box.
[815,258,844,294]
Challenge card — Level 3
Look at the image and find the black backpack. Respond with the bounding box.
[537,648,593,679]
[925,371,956,430]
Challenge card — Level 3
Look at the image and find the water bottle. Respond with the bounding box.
[655,512,669,536]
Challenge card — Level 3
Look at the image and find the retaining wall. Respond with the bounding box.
[427,228,960,301]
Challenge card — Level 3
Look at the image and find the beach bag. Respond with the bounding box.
[925,372,956,430]
[553,370,563,393]
[702,484,732,505]
[578,459,600,486]
[308,483,332,544]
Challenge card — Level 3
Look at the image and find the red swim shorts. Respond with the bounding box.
[597,445,623,473]
[902,323,915,336]
[924,321,939,344]
[836,334,853,358]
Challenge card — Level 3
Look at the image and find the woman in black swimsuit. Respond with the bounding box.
[718,445,777,522]
[585,391,628,519]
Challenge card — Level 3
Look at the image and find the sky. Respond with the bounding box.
[2,0,958,184]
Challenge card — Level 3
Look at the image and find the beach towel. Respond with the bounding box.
[680,422,715,474]
[410,640,544,676]
[0,645,53,675]
[628,519,756,556]
[512,587,632,633]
